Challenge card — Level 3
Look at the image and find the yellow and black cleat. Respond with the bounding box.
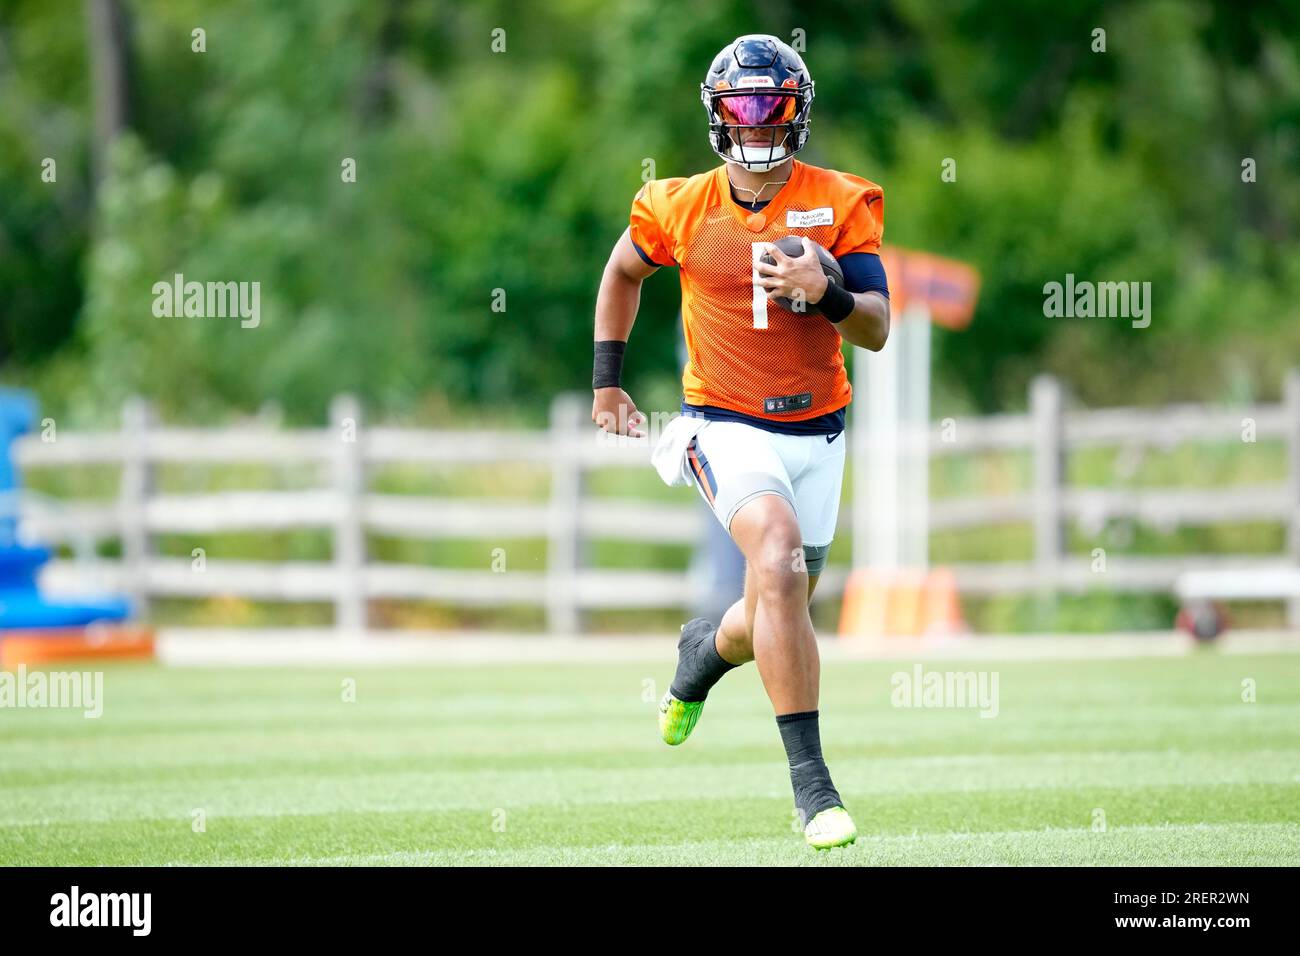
[658,692,704,746]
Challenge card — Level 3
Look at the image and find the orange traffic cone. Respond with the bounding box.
[920,567,966,636]
[884,569,926,636]
[841,567,967,639]
[839,568,885,638]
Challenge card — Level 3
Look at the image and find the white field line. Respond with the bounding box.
[157,628,1300,666]
[6,749,1296,827]
[193,821,1300,867]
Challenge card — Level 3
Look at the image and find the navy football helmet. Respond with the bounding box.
[701,34,815,172]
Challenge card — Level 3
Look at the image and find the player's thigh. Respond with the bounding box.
[685,421,797,542]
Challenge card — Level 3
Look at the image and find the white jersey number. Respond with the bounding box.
[751,242,769,329]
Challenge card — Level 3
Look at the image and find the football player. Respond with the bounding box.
[590,34,889,850]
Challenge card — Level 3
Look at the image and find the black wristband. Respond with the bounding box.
[815,282,855,324]
[592,340,626,389]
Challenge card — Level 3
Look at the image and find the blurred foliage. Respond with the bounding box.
[0,0,1298,426]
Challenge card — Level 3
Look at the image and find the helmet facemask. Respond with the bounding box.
[703,86,813,173]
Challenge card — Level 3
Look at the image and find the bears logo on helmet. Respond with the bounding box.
[700,34,815,172]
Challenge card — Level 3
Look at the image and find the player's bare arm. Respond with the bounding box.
[833,290,890,351]
[591,227,657,438]
[755,237,889,351]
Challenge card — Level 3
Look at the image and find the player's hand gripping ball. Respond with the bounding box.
[756,236,845,312]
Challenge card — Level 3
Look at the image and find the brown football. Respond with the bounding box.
[758,236,845,312]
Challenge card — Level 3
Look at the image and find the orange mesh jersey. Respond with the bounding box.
[629,160,883,421]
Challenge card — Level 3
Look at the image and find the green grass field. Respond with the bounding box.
[3,650,1299,865]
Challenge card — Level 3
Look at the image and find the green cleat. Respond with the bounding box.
[804,806,857,850]
[658,691,704,746]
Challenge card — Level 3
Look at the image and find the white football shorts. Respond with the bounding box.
[674,418,846,551]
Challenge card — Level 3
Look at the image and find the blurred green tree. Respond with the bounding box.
[0,0,1296,422]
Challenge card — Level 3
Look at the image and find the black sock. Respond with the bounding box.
[776,710,843,825]
[668,618,737,703]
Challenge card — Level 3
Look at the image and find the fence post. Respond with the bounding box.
[547,393,585,635]
[1285,369,1300,629]
[1031,375,1064,615]
[330,394,367,635]
[119,397,155,619]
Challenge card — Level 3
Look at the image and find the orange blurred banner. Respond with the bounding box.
[879,247,981,329]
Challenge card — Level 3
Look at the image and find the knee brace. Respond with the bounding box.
[802,543,830,575]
